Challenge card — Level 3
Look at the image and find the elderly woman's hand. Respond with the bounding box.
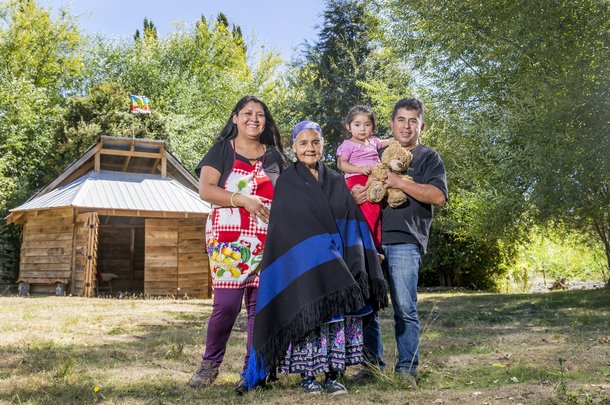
[239,194,271,223]
[350,184,368,205]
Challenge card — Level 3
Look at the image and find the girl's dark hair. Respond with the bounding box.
[344,105,377,139]
[217,95,284,153]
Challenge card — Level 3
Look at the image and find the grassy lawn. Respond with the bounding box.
[0,289,609,404]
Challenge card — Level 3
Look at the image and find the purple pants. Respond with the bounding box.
[201,287,257,370]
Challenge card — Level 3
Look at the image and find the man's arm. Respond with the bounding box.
[385,171,446,206]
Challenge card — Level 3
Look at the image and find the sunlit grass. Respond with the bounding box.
[0,290,608,404]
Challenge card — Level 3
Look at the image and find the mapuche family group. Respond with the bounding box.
[187,95,448,395]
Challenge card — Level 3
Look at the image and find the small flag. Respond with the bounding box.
[129,94,151,114]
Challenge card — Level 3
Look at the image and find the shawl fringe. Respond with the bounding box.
[243,283,365,390]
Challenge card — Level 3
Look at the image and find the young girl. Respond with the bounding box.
[336,105,390,248]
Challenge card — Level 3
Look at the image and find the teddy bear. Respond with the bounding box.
[366,140,413,208]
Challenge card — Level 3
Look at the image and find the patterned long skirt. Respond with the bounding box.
[279,316,364,377]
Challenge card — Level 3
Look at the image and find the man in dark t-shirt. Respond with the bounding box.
[351,98,448,388]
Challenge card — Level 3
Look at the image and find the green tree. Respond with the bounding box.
[57,11,285,172]
[291,0,389,157]
[385,0,610,283]
[0,0,83,281]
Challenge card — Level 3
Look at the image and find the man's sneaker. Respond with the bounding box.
[300,377,323,394]
[323,378,348,395]
[400,372,417,389]
[347,367,373,383]
[187,360,219,389]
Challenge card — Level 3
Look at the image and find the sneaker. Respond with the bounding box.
[323,378,348,395]
[400,372,417,389]
[347,367,373,383]
[300,378,323,394]
[187,360,219,389]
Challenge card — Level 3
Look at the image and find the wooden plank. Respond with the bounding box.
[177,252,206,261]
[22,248,69,256]
[27,216,73,226]
[146,219,179,227]
[21,263,72,271]
[146,260,178,269]
[99,149,163,159]
[145,246,178,255]
[145,240,179,248]
[178,231,205,240]
[22,232,73,242]
[145,230,179,239]
[21,239,74,249]
[144,280,178,289]
[178,224,205,231]
[178,266,207,275]
[19,271,72,279]
[21,256,72,264]
[25,225,73,234]
[144,273,178,282]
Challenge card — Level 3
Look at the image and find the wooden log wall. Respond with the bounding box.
[19,208,74,294]
[144,218,209,298]
[177,219,209,298]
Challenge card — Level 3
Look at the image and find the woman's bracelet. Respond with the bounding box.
[230,192,239,207]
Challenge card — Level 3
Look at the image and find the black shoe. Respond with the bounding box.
[235,375,246,395]
[300,378,323,394]
[323,378,348,395]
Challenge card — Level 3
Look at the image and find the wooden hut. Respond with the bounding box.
[5,136,212,298]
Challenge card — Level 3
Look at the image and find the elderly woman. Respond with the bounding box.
[243,121,387,395]
[189,96,286,390]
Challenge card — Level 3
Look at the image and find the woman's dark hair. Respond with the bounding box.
[216,95,284,153]
[343,105,377,139]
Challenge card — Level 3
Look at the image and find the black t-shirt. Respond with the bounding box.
[195,140,286,187]
[381,144,448,253]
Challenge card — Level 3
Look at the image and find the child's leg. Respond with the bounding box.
[345,175,382,248]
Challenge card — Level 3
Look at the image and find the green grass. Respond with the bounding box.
[0,289,609,404]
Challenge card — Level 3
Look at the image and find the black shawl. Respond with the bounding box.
[243,161,387,389]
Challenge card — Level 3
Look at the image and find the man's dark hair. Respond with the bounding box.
[392,97,424,121]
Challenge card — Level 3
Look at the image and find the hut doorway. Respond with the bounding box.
[96,215,145,296]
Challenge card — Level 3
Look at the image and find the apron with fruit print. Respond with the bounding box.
[205,142,274,289]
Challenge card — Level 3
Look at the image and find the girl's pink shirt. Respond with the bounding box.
[336,136,382,178]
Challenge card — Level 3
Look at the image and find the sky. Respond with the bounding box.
[38,0,326,60]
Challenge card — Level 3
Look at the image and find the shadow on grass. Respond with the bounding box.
[420,289,610,333]
[1,290,608,404]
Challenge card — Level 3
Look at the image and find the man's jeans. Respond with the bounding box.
[363,243,421,375]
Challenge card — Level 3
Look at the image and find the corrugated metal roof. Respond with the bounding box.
[10,170,211,214]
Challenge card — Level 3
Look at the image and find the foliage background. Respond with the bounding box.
[0,0,608,289]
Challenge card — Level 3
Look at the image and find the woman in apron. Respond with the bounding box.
[189,96,285,392]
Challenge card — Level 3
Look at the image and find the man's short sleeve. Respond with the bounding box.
[422,151,448,200]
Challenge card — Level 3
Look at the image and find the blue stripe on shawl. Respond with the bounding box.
[255,219,373,314]
[335,219,375,251]
[256,232,343,312]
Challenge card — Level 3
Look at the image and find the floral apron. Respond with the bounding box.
[205,142,274,289]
